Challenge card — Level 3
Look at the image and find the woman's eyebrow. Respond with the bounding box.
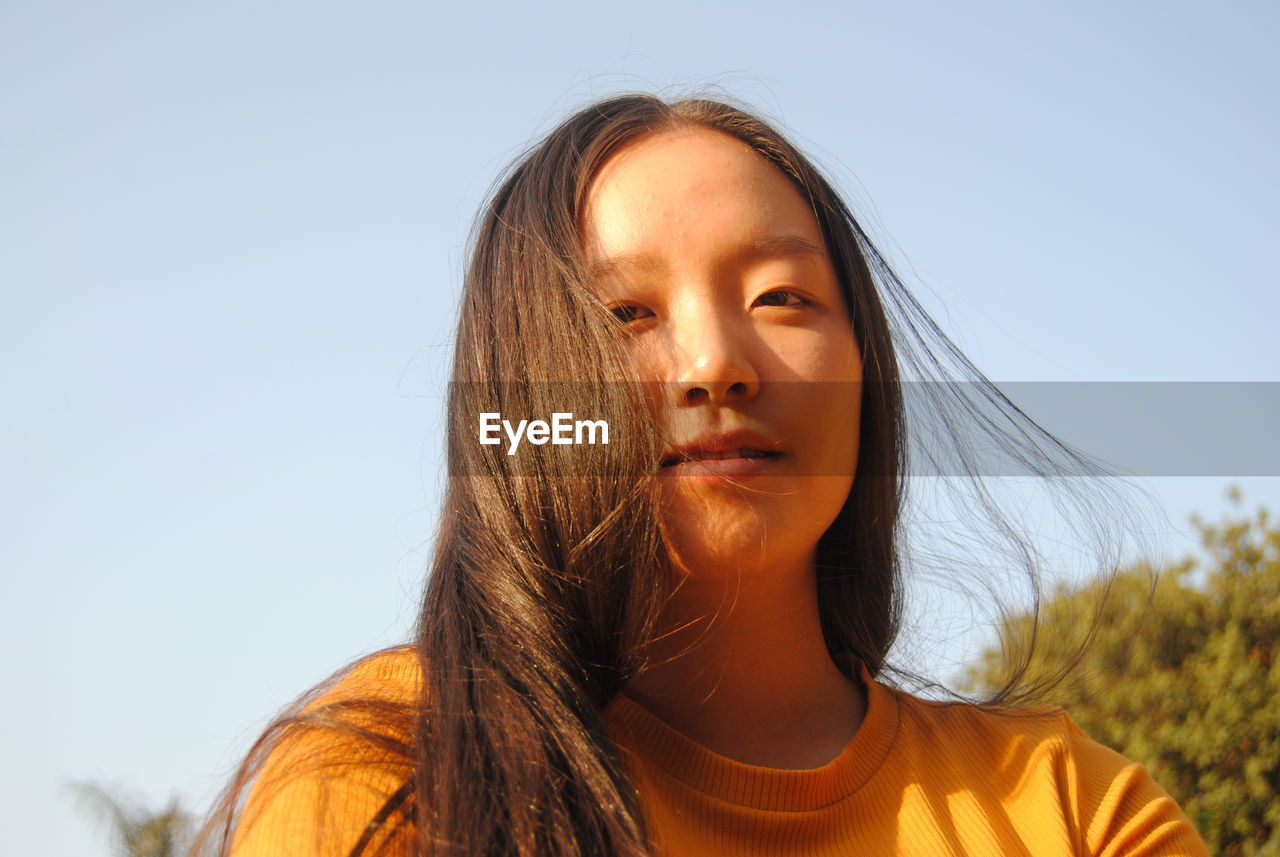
[588,234,826,281]
[735,234,828,265]
[588,252,664,282]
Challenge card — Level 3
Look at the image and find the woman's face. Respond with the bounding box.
[581,127,862,582]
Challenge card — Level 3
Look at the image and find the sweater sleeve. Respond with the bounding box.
[228,648,421,857]
[1059,711,1209,857]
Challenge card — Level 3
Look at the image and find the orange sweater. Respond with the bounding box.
[231,648,1209,856]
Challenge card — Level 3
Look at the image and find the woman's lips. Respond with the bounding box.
[660,449,783,477]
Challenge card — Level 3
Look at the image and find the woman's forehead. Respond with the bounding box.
[581,127,827,270]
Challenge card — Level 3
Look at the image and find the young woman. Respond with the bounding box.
[198,94,1209,856]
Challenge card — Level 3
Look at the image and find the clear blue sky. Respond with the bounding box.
[3,2,1276,854]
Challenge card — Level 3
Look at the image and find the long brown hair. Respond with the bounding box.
[196,92,1149,857]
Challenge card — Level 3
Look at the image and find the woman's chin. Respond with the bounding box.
[657,474,854,578]
[658,504,819,588]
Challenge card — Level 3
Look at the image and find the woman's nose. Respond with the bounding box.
[668,313,761,407]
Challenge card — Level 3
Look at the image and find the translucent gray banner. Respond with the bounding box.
[444,382,1280,477]
[955,381,1280,477]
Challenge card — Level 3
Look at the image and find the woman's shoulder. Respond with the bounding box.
[311,645,424,709]
[890,683,1077,747]
[880,683,1207,855]
[853,662,1083,769]
[226,646,423,857]
[888,683,1148,791]
[286,644,424,746]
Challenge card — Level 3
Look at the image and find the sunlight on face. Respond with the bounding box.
[581,128,862,585]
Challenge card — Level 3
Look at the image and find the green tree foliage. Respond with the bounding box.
[70,780,193,857]
[962,493,1279,856]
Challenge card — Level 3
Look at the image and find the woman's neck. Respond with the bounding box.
[621,558,866,770]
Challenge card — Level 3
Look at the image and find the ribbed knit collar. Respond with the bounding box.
[600,661,900,812]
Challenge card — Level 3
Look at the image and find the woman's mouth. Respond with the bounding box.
[660,448,783,477]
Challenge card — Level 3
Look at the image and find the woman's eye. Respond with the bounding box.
[754,289,808,308]
[609,304,653,324]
